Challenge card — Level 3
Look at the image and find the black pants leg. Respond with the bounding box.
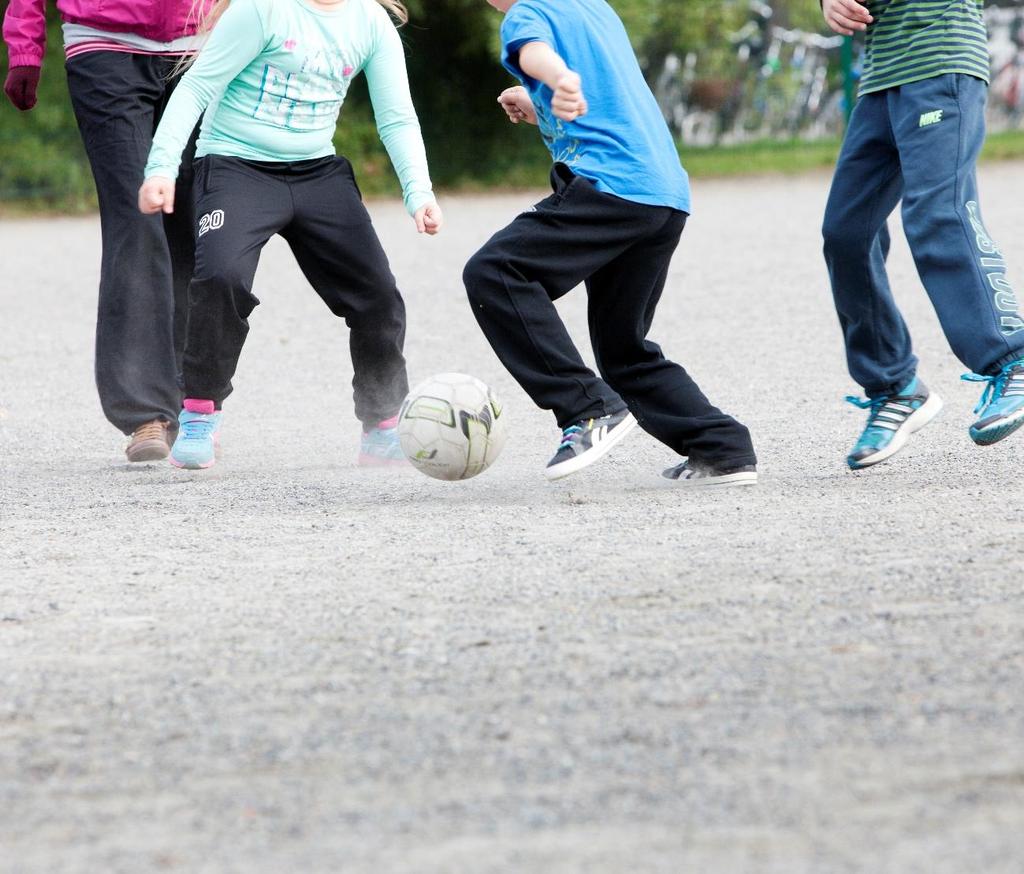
[586,213,756,468]
[160,86,199,374]
[65,51,198,434]
[281,158,409,429]
[183,156,408,424]
[182,157,291,404]
[464,164,755,464]
[464,166,637,427]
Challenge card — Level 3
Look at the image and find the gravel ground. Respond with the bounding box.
[2,164,1023,874]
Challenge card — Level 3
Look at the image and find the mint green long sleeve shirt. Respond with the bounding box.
[145,0,434,214]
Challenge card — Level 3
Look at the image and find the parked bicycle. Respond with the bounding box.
[987,4,1024,130]
[652,1,847,146]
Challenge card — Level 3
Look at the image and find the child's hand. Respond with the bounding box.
[414,201,443,235]
[4,66,40,111]
[138,176,176,214]
[498,86,537,125]
[822,0,872,35]
[551,71,587,122]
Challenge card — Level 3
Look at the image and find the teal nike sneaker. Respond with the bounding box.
[170,399,221,470]
[962,358,1024,446]
[359,415,407,467]
[845,377,943,470]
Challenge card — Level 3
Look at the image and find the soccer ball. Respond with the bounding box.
[398,373,508,480]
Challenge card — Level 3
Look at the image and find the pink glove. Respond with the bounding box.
[4,65,40,111]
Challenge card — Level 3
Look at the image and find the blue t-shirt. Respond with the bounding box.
[500,0,690,213]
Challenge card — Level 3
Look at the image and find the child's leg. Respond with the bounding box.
[157,57,201,377]
[280,157,409,429]
[162,129,198,379]
[585,211,756,470]
[65,51,184,438]
[183,157,290,405]
[822,92,911,397]
[462,165,655,429]
[894,74,1024,374]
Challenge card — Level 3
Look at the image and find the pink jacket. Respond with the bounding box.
[3,0,213,67]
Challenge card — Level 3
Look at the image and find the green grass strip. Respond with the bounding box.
[4,129,1024,216]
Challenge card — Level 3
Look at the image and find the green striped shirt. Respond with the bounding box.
[860,0,990,95]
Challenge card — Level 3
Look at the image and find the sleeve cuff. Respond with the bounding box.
[143,164,180,181]
[404,189,435,216]
[8,52,43,67]
[503,37,549,85]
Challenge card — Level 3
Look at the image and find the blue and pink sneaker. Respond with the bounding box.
[170,398,222,470]
[358,415,407,467]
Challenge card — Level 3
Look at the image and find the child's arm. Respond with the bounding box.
[140,0,266,214]
[516,41,587,122]
[2,0,45,110]
[363,18,441,234]
[821,0,873,36]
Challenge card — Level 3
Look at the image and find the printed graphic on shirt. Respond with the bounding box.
[534,101,581,168]
[253,44,357,131]
[966,200,1022,336]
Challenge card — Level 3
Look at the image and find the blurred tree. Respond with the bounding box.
[1,0,1013,207]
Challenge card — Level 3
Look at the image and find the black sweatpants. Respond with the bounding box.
[464,164,756,468]
[184,155,409,429]
[65,51,199,435]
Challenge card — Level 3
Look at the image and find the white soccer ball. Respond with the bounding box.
[398,373,509,480]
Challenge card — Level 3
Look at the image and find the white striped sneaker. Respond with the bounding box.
[845,377,942,470]
[544,409,637,481]
[962,358,1024,446]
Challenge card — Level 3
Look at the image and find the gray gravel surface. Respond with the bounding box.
[2,164,1023,874]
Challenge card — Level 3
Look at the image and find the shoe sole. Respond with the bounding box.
[169,431,221,470]
[170,456,215,470]
[847,393,943,470]
[125,439,170,463]
[358,454,409,468]
[970,406,1024,446]
[669,471,759,488]
[544,413,638,481]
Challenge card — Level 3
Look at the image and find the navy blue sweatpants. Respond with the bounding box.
[822,73,1024,398]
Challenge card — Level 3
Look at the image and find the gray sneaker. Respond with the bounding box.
[544,409,637,481]
[662,460,757,487]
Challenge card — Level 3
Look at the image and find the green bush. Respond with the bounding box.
[0,12,95,208]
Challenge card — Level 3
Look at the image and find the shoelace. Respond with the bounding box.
[364,426,399,446]
[961,362,1024,413]
[844,393,915,429]
[558,422,587,449]
[131,421,166,442]
[181,417,215,440]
